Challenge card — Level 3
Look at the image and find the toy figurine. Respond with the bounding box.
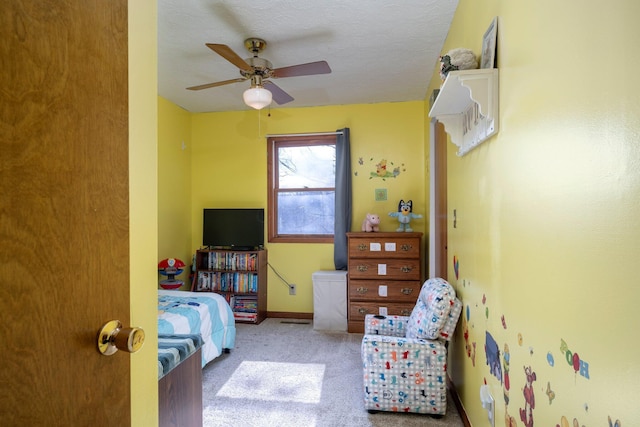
[439,48,477,81]
[158,258,185,289]
[388,200,422,232]
[361,213,380,232]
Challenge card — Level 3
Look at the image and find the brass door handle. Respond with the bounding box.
[357,265,368,272]
[97,320,145,356]
[356,286,368,294]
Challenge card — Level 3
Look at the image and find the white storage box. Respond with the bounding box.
[312,270,348,331]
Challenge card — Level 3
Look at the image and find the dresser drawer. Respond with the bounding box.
[348,279,420,302]
[348,258,420,280]
[348,235,420,259]
[349,301,415,322]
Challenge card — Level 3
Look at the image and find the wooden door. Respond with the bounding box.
[0,2,131,426]
[429,120,448,279]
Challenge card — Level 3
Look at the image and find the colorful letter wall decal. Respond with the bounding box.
[560,339,590,379]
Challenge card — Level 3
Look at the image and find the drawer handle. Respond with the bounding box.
[358,307,370,315]
[401,309,412,316]
[357,265,369,272]
[356,286,369,294]
[357,244,367,251]
[400,244,413,252]
[400,266,413,273]
[401,288,413,295]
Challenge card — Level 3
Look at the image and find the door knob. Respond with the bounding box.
[97,320,145,356]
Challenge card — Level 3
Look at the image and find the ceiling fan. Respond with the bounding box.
[187,37,331,109]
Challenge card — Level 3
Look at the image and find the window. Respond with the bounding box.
[267,134,337,243]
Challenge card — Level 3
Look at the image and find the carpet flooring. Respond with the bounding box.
[201,318,465,427]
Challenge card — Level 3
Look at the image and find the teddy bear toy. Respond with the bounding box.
[439,47,478,81]
[388,200,422,232]
[361,213,380,232]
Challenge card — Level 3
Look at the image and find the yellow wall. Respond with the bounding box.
[187,102,427,313]
[129,1,159,425]
[157,1,640,424]
[158,97,192,288]
[430,0,640,425]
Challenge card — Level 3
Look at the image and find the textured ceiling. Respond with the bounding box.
[158,0,458,113]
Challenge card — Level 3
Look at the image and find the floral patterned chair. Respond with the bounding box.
[361,277,462,416]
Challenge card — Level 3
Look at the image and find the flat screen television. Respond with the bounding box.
[203,208,264,250]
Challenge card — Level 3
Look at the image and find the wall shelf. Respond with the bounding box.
[429,68,499,156]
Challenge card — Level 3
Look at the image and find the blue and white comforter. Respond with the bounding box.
[158,290,236,367]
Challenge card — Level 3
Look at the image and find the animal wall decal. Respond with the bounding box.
[462,316,476,366]
[546,381,556,404]
[503,343,511,404]
[454,278,622,427]
[355,157,405,180]
[520,365,537,427]
[608,416,622,427]
[485,331,502,382]
[453,255,459,279]
[458,275,615,425]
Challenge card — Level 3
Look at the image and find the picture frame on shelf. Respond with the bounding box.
[481,17,498,69]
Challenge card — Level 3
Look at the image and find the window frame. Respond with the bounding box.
[267,134,337,243]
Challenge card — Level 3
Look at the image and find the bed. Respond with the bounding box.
[158,289,236,368]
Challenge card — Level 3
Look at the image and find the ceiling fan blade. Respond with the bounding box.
[186,77,246,91]
[272,61,331,78]
[264,81,294,105]
[206,43,252,72]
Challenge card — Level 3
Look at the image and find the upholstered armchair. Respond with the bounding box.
[361,278,462,415]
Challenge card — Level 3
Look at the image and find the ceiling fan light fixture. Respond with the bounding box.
[243,86,272,110]
[189,39,330,108]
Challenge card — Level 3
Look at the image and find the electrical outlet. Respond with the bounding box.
[289,284,296,295]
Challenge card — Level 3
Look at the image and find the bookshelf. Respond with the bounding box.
[191,248,267,324]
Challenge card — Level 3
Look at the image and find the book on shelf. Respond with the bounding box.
[233,295,258,313]
[233,311,257,322]
[206,251,259,271]
[197,272,259,293]
[196,271,212,291]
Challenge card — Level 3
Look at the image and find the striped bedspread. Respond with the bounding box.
[158,334,203,379]
[158,290,236,367]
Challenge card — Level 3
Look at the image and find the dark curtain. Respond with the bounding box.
[334,128,351,270]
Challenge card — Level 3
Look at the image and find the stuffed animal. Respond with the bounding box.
[439,48,478,81]
[388,200,422,232]
[361,213,380,232]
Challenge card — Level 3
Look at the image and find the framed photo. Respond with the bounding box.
[481,17,498,69]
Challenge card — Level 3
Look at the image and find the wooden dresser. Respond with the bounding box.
[346,232,423,333]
